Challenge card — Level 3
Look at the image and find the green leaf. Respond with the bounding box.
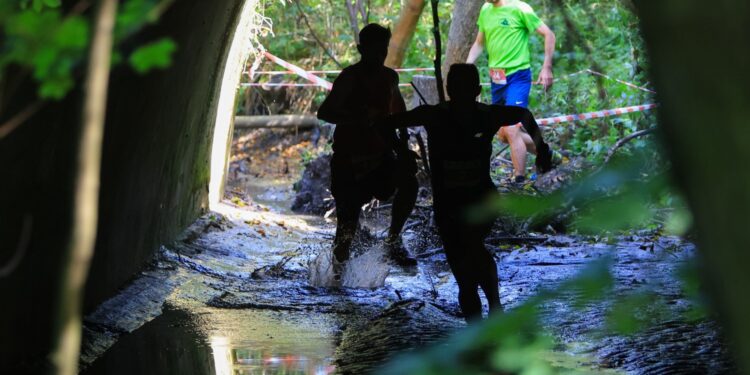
[128,38,177,74]
[54,17,90,49]
[606,293,651,335]
[39,75,73,99]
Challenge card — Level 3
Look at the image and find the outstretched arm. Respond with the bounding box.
[492,106,553,172]
[374,105,435,131]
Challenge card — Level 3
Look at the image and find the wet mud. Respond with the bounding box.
[291,153,334,215]
[79,127,735,374]
[80,196,736,374]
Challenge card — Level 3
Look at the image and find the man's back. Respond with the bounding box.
[413,103,503,201]
[322,62,401,157]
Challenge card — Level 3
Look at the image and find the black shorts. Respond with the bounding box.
[433,189,497,260]
[330,151,417,216]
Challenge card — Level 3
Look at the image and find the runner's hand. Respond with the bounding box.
[536,66,554,92]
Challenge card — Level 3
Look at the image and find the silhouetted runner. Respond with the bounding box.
[376,64,553,321]
[317,24,419,281]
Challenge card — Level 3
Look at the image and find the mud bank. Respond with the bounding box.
[79,195,735,374]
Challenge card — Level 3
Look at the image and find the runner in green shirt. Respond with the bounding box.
[467,0,556,183]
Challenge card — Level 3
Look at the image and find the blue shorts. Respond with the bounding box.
[490,68,532,108]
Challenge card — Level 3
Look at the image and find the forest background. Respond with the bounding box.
[250,0,655,163]
[250,2,706,373]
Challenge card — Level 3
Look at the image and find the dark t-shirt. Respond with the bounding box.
[379,102,543,206]
[319,62,403,157]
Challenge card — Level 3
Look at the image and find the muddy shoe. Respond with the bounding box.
[505,175,535,192]
[331,258,345,285]
[384,237,418,268]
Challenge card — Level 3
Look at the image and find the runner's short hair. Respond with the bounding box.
[447,63,480,99]
[359,23,391,47]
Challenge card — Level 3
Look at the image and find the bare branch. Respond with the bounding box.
[294,0,343,68]
[344,0,360,44]
[51,0,118,373]
[0,214,33,278]
[0,100,45,139]
[603,127,656,164]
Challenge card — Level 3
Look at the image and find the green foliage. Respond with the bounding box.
[0,0,176,102]
[115,0,167,39]
[1,7,89,99]
[258,0,654,161]
[526,0,655,162]
[128,38,177,73]
[19,0,60,12]
[676,259,709,322]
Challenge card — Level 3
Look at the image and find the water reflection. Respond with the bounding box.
[205,304,337,375]
[84,305,336,375]
[211,336,335,375]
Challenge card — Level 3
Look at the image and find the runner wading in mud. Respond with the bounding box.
[375,64,554,321]
[467,0,558,184]
[317,24,419,280]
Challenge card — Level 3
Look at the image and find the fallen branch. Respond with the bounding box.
[234,114,318,129]
[207,298,301,311]
[603,127,656,164]
[485,235,548,244]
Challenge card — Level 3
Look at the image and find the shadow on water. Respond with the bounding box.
[83,305,215,375]
[83,303,336,375]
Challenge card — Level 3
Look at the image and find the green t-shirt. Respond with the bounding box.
[477,1,543,75]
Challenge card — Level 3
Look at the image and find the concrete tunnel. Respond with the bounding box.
[4,1,749,373]
[0,0,260,369]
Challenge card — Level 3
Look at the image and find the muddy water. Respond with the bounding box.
[80,192,735,374]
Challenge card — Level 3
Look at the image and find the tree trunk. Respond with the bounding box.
[442,0,482,79]
[634,0,750,371]
[385,0,426,68]
[344,0,362,44]
[51,0,117,373]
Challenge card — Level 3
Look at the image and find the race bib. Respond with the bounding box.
[490,68,507,85]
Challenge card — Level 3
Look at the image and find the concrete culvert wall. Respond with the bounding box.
[0,0,256,369]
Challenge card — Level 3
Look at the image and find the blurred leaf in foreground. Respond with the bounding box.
[128,38,177,74]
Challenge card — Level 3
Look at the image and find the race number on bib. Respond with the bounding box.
[490,68,507,85]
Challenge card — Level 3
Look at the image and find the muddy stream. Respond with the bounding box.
[79,129,735,375]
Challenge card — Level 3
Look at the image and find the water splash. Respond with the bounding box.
[309,245,390,288]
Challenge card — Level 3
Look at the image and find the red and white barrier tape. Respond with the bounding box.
[537,103,657,126]
[257,53,655,94]
[241,83,322,87]
[249,67,435,75]
[248,68,654,94]
[261,52,333,90]
[258,52,656,126]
